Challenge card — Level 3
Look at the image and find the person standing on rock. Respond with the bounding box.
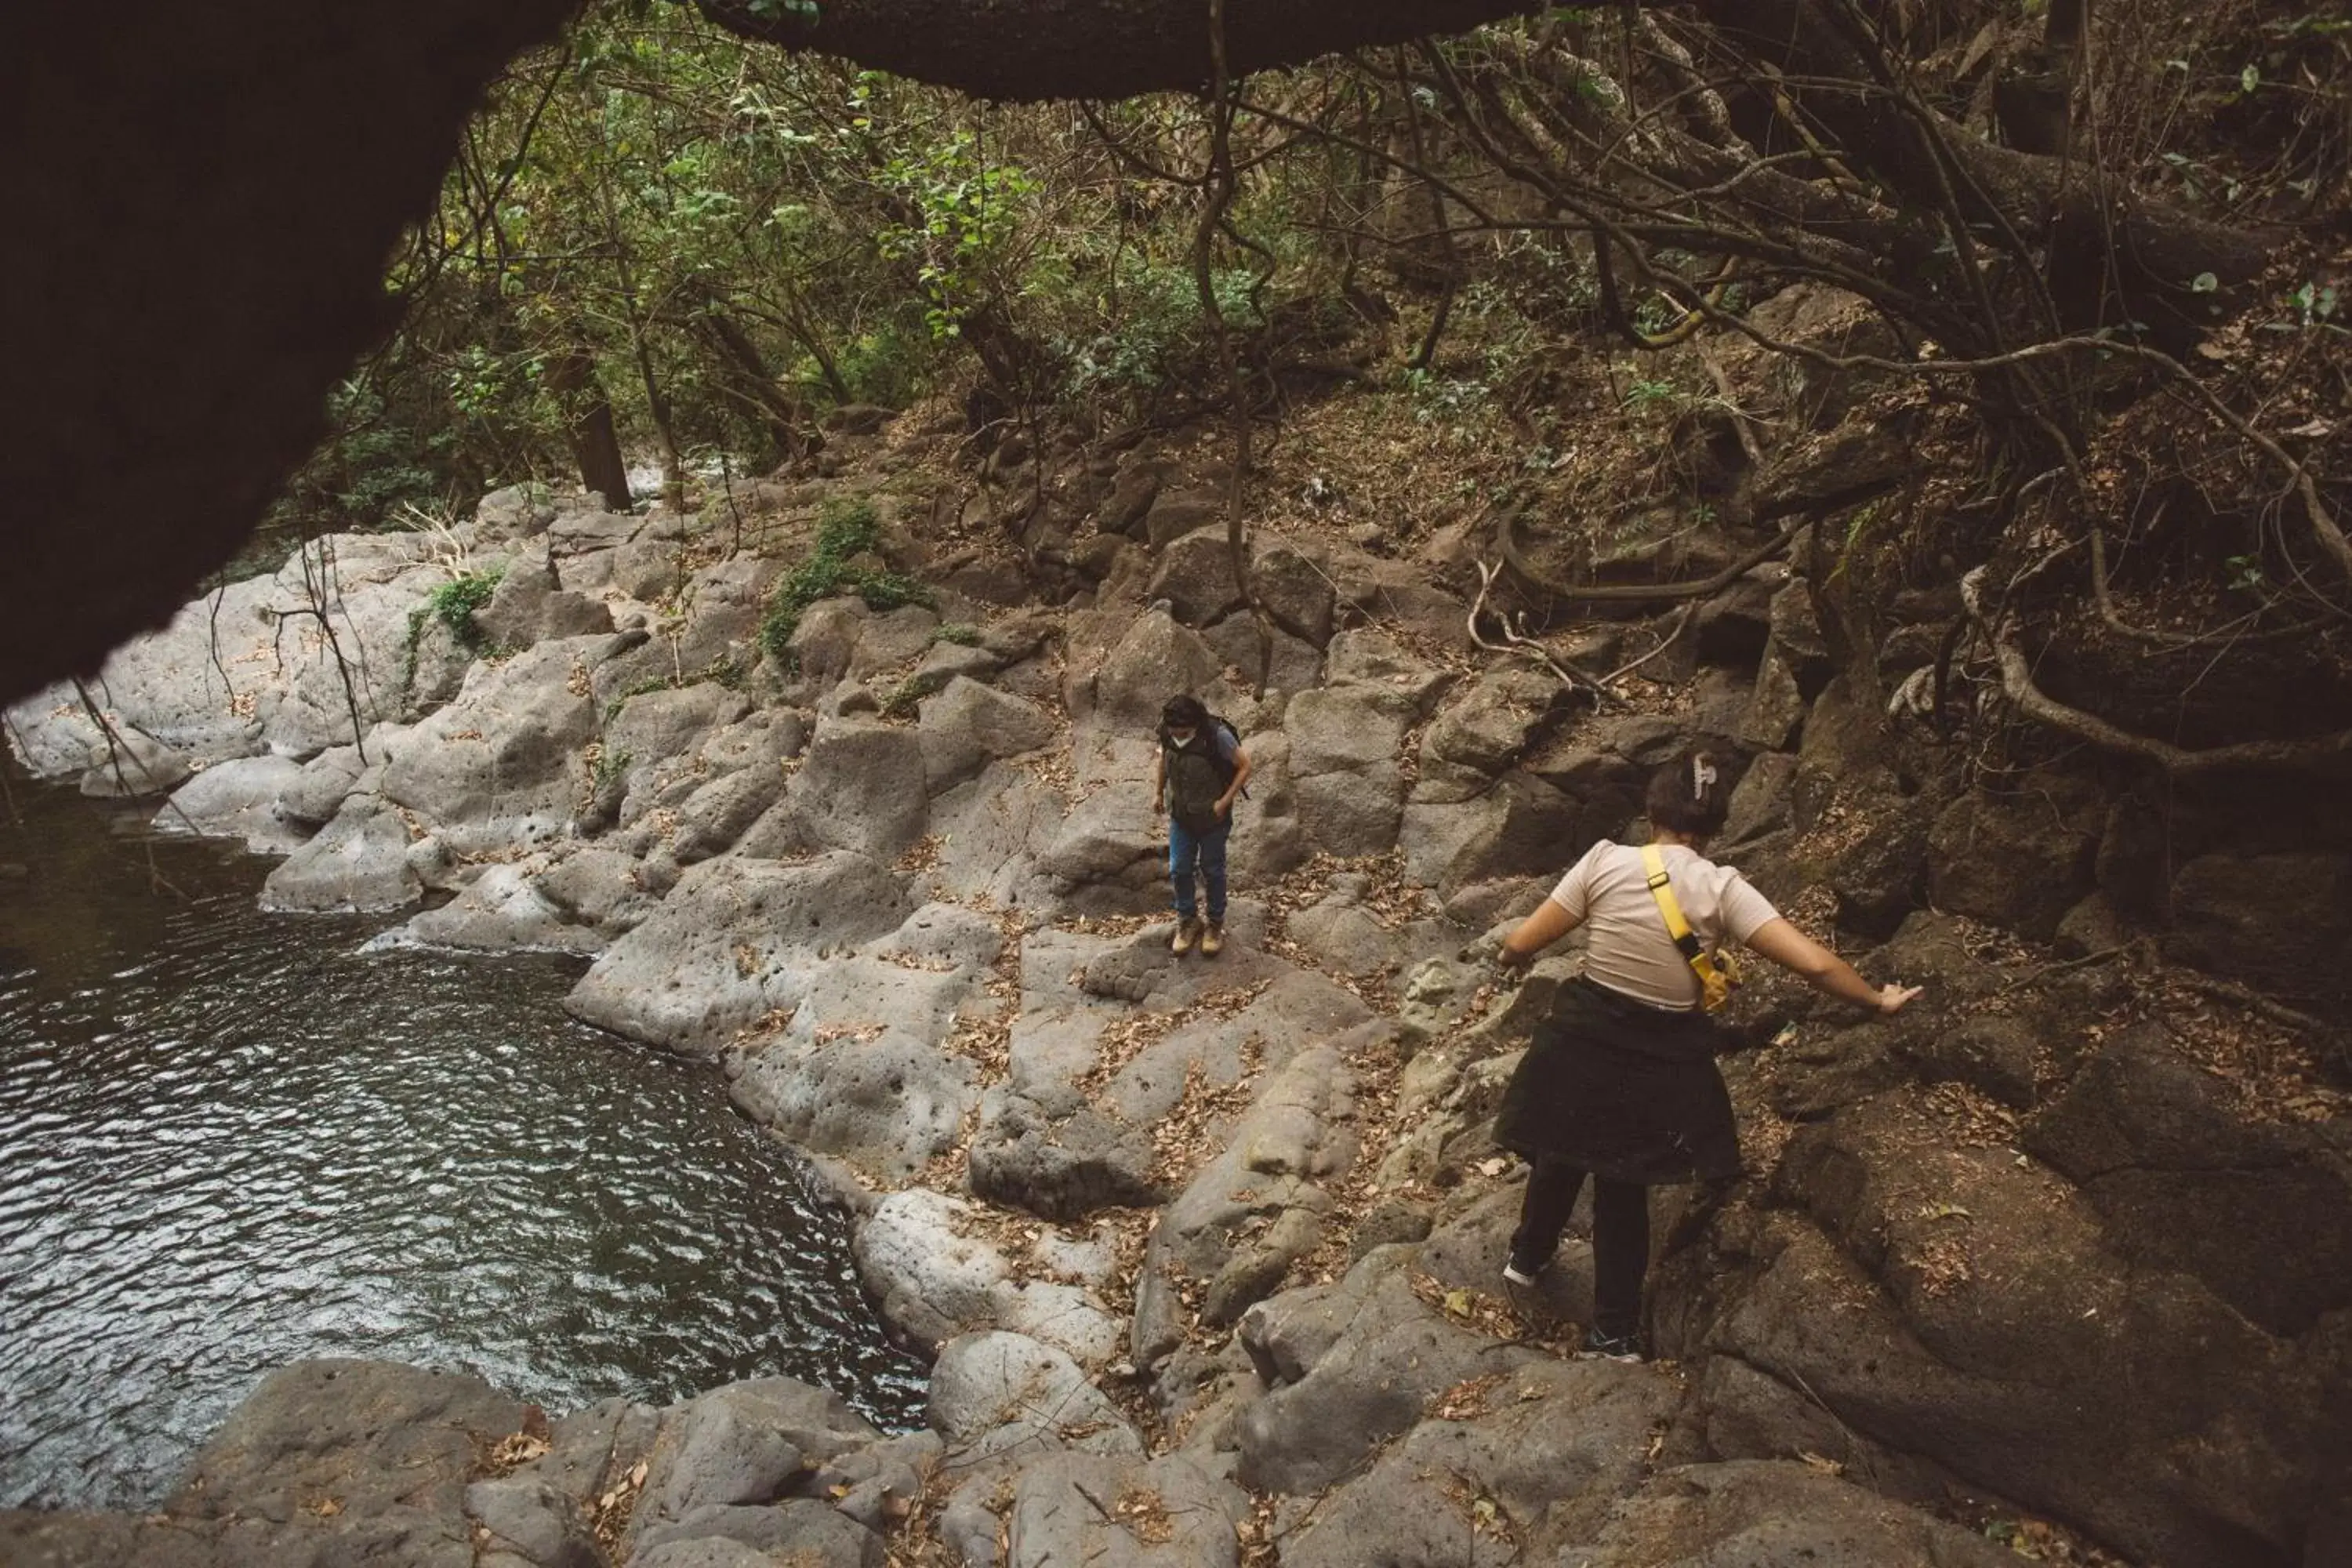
[1152,695,1250,958]
[1490,749,1920,1361]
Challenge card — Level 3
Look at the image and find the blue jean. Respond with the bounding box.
[1168,817,1229,923]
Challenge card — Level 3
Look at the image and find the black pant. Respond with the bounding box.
[1510,1157,1649,1338]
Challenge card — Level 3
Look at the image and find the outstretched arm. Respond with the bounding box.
[1744,919,1920,1013]
[1499,898,1583,967]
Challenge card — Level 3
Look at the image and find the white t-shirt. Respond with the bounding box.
[1548,840,1783,1011]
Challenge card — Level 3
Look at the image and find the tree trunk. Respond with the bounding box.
[544,345,632,511]
[697,310,815,463]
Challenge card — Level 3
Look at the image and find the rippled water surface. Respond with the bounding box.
[0,771,924,1511]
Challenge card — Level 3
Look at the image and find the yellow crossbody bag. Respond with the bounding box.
[1641,844,1739,1013]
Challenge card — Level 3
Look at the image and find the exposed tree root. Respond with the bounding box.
[1962,567,2352,777]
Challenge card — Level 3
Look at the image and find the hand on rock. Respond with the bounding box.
[1877,982,1923,1014]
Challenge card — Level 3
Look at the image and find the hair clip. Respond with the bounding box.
[1692,757,1718,797]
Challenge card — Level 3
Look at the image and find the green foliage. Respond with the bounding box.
[268,378,459,547]
[400,565,507,695]
[1058,256,1262,399]
[1619,376,1682,410]
[428,568,506,647]
[874,127,1043,341]
[604,655,744,718]
[934,623,982,646]
[757,498,933,662]
[820,311,938,408]
[1401,365,1487,423]
[591,746,633,791]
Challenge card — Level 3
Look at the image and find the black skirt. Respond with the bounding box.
[1491,977,1742,1185]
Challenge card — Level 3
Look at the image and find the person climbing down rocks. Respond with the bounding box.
[1488,748,1922,1362]
[1152,695,1250,958]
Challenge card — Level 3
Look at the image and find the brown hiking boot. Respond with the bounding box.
[1200,921,1225,957]
[1171,917,1202,956]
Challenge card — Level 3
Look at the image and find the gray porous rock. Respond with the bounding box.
[1005,1451,1250,1568]
[259,793,423,913]
[158,753,311,853]
[379,633,630,856]
[465,1474,601,1568]
[1235,1248,1544,1495]
[1555,1459,2017,1567]
[170,1359,528,1568]
[1279,1358,1676,1568]
[928,1332,1141,1464]
[564,851,916,1055]
[626,1379,880,1550]
[855,1188,1122,1364]
[631,1501,884,1568]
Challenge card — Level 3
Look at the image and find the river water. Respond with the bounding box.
[0,768,924,1512]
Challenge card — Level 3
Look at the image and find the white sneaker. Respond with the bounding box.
[1501,1261,1541,1287]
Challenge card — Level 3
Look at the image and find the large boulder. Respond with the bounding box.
[1286,686,1407,857]
[170,1359,528,1566]
[855,1189,1123,1364]
[917,677,1057,793]
[274,739,377,829]
[5,573,281,772]
[74,722,193,798]
[757,717,931,862]
[1254,539,1338,647]
[1148,528,1245,627]
[464,1473,601,1568]
[630,1501,884,1568]
[1679,1087,2352,1568]
[972,934,1372,1221]
[1236,1248,1545,1496]
[1926,786,2103,942]
[380,860,604,956]
[564,853,916,1056]
[157,753,311,853]
[474,552,612,648]
[2167,852,2352,996]
[1553,1459,2016,1567]
[1005,1451,1249,1568]
[2022,1025,2352,1335]
[604,684,755,817]
[1072,607,1224,730]
[1418,666,1575,797]
[1398,772,1583,895]
[1132,1045,1361,1368]
[1279,1358,1678,1568]
[260,543,455,758]
[927,1332,1141,1463]
[259,793,422,913]
[1323,628,1456,718]
[380,633,630,855]
[626,1379,878,1552]
[727,948,987,1181]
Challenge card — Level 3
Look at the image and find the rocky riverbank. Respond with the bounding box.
[6,386,2348,1567]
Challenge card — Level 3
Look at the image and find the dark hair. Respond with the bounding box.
[1161,695,1209,731]
[1646,749,1732,838]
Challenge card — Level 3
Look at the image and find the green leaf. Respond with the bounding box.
[2241,62,2261,93]
[2191,271,2219,293]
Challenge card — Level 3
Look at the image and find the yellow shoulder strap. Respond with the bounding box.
[1642,843,1736,1011]
[1640,844,1708,962]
